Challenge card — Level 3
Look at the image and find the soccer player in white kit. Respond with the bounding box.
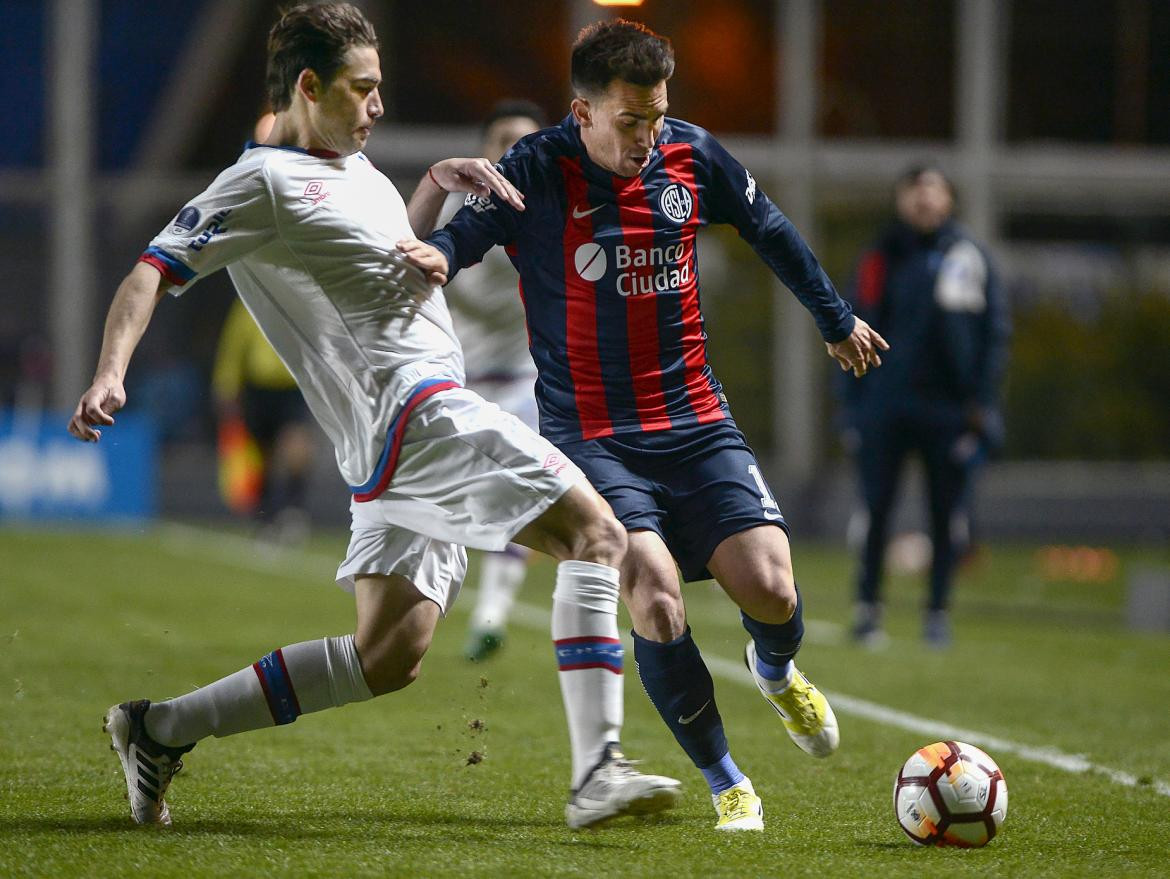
[443,100,548,662]
[68,3,679,831]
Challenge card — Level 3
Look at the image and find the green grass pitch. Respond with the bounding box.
[1,524,1168,877]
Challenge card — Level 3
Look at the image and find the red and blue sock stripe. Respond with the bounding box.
[253,649,302,726]
[554,636,624,675]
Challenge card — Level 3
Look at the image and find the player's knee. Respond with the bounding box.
[363,655,424,696]
[635,589,686,641]
[574,508,627,567]
[355,636,427,696]
[738,565,797,624]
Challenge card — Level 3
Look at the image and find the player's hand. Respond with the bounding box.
[826,317,889,378]
[397,238,449,286]
[68,377,126,442]
[427,158,525,212]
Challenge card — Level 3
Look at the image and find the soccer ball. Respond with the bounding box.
[894,741,1008,847]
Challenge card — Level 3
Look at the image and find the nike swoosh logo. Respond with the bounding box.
[572,204,604,219]
[678,700,711,725]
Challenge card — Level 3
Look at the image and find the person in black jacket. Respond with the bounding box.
[840,164,1010,647]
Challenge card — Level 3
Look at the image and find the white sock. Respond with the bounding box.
[470,547,529,631]
[144,634,373,747]
[552,560,624,789]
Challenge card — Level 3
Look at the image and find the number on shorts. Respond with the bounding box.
[748,464,782,518]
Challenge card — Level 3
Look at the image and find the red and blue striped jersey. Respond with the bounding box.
[429,116,854,444]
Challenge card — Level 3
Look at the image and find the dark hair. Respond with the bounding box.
[571,19,675,96]
[266,3,379,112]
[482,99,548,137]
[896,162,955,197]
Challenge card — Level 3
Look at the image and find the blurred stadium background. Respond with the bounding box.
[2,0,1169,547]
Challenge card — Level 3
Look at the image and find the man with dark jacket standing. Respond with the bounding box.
[842,164,1010,648]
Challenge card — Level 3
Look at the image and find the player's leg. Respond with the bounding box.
[707,525,839,760]
[240,384,279,528]
[512,483,682,828]
[463,544,530,661]
[463,378,538,661]
[651,426,836,761]
[106,576,434,826]
[352,574,442,693]
[267,412,315,544]
[919,428,977,647]
[853,414,908,644]
[107,529,460,826]
[351,388,679,826]
[621,530,760,831]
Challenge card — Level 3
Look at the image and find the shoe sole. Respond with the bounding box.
[715,816,765,832]
[103,705,170,826]
[743,644,839,758]
[566,784,682,829]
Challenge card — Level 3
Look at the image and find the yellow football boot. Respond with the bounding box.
[745,642,840,757]
[713,777,764,831]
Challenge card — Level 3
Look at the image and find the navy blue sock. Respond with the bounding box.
[633,627,740,790]
[742,586,804,681]
[700,752,745,794]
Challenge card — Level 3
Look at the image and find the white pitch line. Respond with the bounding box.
[154,522,1170,799]
[700,655,1170,799]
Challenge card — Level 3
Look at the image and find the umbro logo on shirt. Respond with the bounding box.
[300,180,330,206]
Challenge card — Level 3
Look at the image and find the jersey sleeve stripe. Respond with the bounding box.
[138,246,196,286]
[661,143,725,425]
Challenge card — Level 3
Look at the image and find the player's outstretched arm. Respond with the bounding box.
[826,317,890,378]
[396,238,450,287]
[68,262,168,442]
[406,158,525,238]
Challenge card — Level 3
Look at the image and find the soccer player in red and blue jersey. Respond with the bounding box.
[417,19,888,831]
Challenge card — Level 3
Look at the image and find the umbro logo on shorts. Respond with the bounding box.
[543,453,568,476]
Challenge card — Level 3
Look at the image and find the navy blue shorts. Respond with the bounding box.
[558,419,788,583]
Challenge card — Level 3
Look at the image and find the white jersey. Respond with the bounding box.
[438,192,536,382]
[143,144,465,492]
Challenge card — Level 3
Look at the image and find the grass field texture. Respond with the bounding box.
[1,524,1168,878]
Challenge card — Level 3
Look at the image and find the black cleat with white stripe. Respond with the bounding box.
[103,700,194,826]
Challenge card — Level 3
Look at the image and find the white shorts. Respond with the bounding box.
[335,529,468,614]
[335,387,582,613]
[467,374,539,431]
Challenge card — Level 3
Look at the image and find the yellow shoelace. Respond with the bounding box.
[719,788,752,820]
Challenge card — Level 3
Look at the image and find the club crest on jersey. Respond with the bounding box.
[659,182,694,225]
[170,205,200,235]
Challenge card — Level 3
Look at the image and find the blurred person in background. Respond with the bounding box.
[840,164,1010,649]
[441,99,548,662]
[212,297,315,544]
